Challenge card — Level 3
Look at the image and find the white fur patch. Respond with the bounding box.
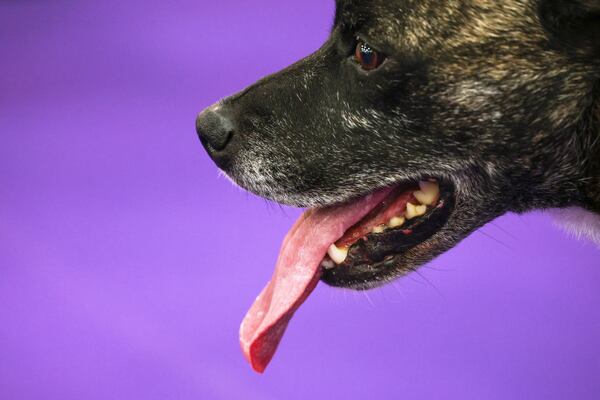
[549,207,600,246]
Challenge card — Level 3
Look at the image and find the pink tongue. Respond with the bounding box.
[239,187,394,373]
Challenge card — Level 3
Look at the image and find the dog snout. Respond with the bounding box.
[196,104,235,153]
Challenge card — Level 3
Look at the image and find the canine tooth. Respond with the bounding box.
[372,224,386,233]
[419,181,440,195]
[387,216,406,228]
[327,244,349,264]
[406,202,427,219]
[415,181,440,205]
[413,190,437,206]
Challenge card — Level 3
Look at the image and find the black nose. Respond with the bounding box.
[196,105,234,151]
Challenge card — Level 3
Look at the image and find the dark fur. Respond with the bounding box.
[197,0,600,289]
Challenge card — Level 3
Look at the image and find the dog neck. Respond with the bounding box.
[583,90,600,214]
[586,155,600,214]
[551,88,600,246]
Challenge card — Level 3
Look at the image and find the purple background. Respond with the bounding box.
[1,1,600,399]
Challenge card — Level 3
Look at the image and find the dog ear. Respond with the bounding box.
[539,0,600,57]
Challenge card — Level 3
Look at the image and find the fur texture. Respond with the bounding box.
[551,207,600,246]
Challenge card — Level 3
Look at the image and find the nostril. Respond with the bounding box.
[196,107,235,151]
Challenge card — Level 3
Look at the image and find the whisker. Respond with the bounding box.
[409,267,445,300]
[391,282,407,300]
[476,228,514,251]
[489,221,518,241]
[362,290,376,308]
[420,263,452,272]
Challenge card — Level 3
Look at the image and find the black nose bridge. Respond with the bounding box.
[196,104,234,152]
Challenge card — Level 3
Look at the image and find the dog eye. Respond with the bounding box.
[354,41,386,71]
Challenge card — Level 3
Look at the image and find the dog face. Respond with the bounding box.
[197,0,600,289]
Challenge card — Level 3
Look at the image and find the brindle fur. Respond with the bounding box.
[197,0,600,289]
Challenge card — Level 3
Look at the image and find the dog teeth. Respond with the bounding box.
[372,224,387,234]
[387,216,406,228]
[419,180,440,196]
[327,244,349,264]
[414,181,440,206]
[325,182,439,266]
[413,190,437,206]
[406,202,427,219]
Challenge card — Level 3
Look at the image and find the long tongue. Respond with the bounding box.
[239,187,394,373]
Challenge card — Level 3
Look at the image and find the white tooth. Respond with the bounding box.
[416,204,427,216]
[372,224,386,233]
[406,202,417,219]
[419,181,440,196]
[413,190,437,206]
[387,216,406,228]
[406,202,427,219]
[327,244,349,264]
[322,259,336,270]
[405,203,417,219]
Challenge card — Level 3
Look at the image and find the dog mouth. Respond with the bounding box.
[321,179,454,288]
[239,178,455,373]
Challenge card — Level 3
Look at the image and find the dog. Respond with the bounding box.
[196,0,600,372]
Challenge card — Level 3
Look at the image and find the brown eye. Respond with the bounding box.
[354,41,385,71]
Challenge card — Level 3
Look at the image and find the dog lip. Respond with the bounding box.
[320,180,455,289]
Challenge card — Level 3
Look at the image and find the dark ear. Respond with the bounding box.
[539,0,600,57]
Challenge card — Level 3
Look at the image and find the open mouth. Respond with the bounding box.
[240,178,455,373]
[321,180,454,288]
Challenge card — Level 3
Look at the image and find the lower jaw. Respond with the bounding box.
[320,180,455,289]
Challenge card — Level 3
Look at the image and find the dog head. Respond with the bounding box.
[197,0,600,289]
